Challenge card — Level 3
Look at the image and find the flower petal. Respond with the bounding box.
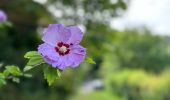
[38,43,59,64]
[52,56,68,70]
[62,45,86,67]
[42,24,71,46]
[69,45,86,67]
[51,45,86,70]
[67,26,83,45]
[44,56,56,65]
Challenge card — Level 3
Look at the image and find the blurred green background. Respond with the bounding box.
[0,0,170,100]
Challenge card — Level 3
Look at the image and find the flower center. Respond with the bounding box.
[59,46,67,53]
[55,42,70,56]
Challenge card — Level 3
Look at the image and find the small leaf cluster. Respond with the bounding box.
[0,51,96,87]
[24,51,95,86]
[24,51,61,86]
[0,65,23,87]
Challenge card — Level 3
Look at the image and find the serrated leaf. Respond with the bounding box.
[24,51,44,72]
[27,56,44,66]
[85,57,96,64]
[4,65,22,76]
[43,66,58,86]
[24,51,41,59]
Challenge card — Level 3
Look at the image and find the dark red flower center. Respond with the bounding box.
[55,42,70,56]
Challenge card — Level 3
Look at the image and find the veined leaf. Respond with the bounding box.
[43,66,59,86]
[24,51,44,71]
[4,65,22,76]
[24,51,41,59]
[27,56,44,66]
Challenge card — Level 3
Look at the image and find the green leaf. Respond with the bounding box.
[0,78,6,87]
[23,74,32,78]
[24,51,44,72]
[57,69,61,78]
[4,65,22,76]
[3,21,12,27]
[3,70,9,77]
[27,56,44,66]
[85,57,96,64]
[43,66,58,86]
[0,73,5,79]
[0,73,6,87]
[24,51,41,59]
[23,66,34,72]
[12,77,20,83]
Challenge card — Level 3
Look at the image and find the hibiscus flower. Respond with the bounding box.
[38,24,86,70]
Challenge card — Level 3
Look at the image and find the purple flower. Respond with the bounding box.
[0,10,7,22]
[38,24,86,70]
